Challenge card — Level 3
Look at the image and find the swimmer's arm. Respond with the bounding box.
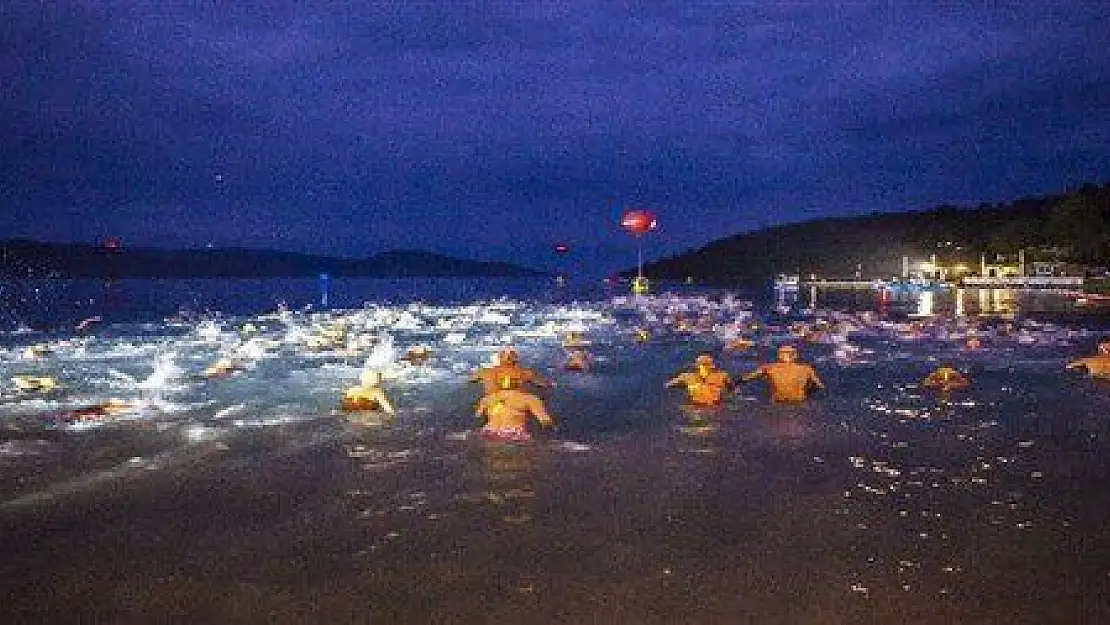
[740,367,764,383]
[475,395,491,418]
[527,396,554,427]
[809,369,825,390]
[1066,359,1087,370]
[372,389,396,415]
[523,369,553,389]
[665,373,687,387]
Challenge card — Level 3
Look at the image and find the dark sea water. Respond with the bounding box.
[1,278,1109,624]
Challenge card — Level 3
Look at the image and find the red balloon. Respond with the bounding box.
[620,209,657,237]
[553,242,570,255]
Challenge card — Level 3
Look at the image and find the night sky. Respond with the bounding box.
[2,2,1109,277]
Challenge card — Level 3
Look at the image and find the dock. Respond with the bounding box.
[959,276,1083,289]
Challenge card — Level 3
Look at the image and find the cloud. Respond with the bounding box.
[2,1,1108,274]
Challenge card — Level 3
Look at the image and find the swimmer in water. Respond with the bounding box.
[340,369,396,415]
[475,375,555,442]
[23,344,53,359]
[471,347,552,395]
[921,365,970,393]
[1066,349,1110,379]
[561,332,592,371]
[665,354,732,407]
[201,358,245,379]
[723,336,754,351]
[399,344,433,366]
[11,375,58,394]
[564,347,591,371]
[59,398,133,426]
[740,345,825,403]
[561,331,589,349]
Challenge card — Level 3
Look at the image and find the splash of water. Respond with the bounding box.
[137,352,186,393]
[364,332,396,370]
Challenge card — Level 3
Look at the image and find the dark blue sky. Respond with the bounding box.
[2,2,1109,277]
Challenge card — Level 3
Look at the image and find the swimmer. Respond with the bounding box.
[665,354,732,407]
[1066,351,1110,379]
[564,347,591,372]
[200,358,244,379]
[23,344,52,359]
[475,375,555,442]
[399,344,433,365]
[724,336,754,351]
[561,331,589,349]
[60,399,133,426]
[740,345,825,403]
[471,347,552,395]
[965,335,982,350]
[11,375,58,394]
[340,369,396,415]
[921,365,970,393]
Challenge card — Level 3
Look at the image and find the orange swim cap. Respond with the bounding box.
[498,347,519,364]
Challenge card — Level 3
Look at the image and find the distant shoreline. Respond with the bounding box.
[0,239,544,279]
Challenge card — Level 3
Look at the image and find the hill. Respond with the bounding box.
[0,241,543,279]
[641,181,1110,283]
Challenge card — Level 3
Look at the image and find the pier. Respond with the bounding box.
[959,276,1083,289]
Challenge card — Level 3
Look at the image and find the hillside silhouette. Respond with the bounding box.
[642,181,1110,283]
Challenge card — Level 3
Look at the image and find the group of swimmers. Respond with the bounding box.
[335,336,833,441]
[666,344,826,407]
[342,331,1110,442]
[11,320,1110,434]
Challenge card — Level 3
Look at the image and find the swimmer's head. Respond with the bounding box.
[777,345,798,361]
[498,347,519,365]
[695,354,715,368]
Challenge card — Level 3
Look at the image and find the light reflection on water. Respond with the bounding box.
[0,282,1109,623]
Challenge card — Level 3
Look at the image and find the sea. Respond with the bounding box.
[1,276,1109,624]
